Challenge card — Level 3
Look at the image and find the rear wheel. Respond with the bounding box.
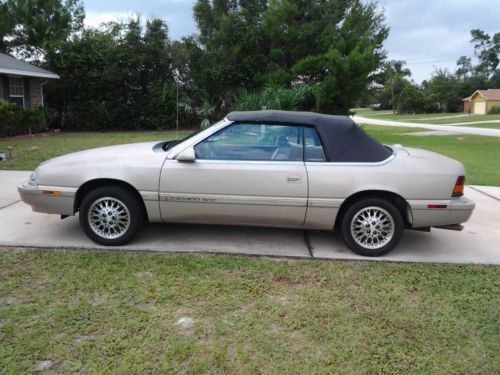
[340,198,404,256]
[79,186,144,246]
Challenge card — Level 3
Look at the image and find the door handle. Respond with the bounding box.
[287,176,302,183]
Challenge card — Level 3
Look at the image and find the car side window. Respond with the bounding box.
[194,123,303,161]
[304,127,327,162]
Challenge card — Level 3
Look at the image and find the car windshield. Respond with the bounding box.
[162,131,201,151]
[162,120,226,151]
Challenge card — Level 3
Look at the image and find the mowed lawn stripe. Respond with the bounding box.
[0,249,498,374]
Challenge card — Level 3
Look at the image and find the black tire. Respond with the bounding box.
[79,186,144,246]
[340,198,404,257]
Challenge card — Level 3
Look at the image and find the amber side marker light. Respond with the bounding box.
[43,190,62,196]
[452,176,465,197]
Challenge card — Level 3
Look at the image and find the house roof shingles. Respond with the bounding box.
[464,89,500,101]
[0,52,59,79]
[476,89,500,100]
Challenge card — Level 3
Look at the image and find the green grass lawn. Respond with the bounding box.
[1,127,499,186]
[363,125,500,186]
[354,109,460,121]
[354,109,500,125]
[413,114,500,125]
[0,131,191,171]
[455,122,500,129]
[0,249,498,374]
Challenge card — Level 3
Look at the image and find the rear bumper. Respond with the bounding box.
[408,196,475,228]
[18,182,77,216]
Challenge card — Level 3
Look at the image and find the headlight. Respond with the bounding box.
[29,171,38,185]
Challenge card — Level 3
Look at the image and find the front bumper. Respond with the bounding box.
[18,182,77,216]
[408,196,475,228]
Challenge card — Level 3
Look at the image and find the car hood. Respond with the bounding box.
[39,142,160,167]
[35,141,167,190]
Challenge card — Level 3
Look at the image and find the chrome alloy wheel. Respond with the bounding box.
[87,197,131,239]
[350,206,395,250]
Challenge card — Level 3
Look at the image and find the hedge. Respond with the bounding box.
[0,101,56,137]
[489,105,500,114]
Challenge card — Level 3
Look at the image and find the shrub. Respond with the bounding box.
[233,83,317,111]
[0,101,22,137]
[488,105,500,114]
[396,84,426,114]
[0,101,55,137]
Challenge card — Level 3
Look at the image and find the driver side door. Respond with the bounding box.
[159,122,308,227]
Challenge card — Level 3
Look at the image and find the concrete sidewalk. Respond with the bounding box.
[0,170,30,208]
[1,171,499,264]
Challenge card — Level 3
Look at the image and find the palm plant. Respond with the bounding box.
[178,96,215,128]
[234,83,318,111]
[384,60,412,113]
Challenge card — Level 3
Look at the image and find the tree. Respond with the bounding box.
[274,0,388,114]
[377,60,411,112]
[456,56,473,80]
[397,84,426,114]
[192,0,268,110]
[2,0,84,60]
[489,69,500,89]
[45,17,177,130]
[470,29,500,76]
[193,0,388,115]
[422,69,462,113]
[0,1,15,52]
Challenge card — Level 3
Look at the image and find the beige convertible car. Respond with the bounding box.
[18,110,475,256]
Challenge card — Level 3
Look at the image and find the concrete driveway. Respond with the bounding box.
[1,171,499,264]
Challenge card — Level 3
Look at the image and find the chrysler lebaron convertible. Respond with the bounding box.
[18,111,475,256]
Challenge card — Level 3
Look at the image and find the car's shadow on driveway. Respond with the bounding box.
[0,186,499,264]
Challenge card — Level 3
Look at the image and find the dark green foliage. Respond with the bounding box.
[470,29,500,76]
[0,101,55,136]
[45,18,177,130]
[290,0,387,114]
[489,105,500,115]
[4,1,496,131]
[192,0,268,109]
[0,0,84,57]
[233,83,317,111]
[456,56,473,79]
[0,1,15,52]
[3,0,389,129]
[382,68,462,115]
[194,0,388,115]
[0,102,22,136]
[422,69,463,113]
[372,60,412,112]
[396,85,426,114]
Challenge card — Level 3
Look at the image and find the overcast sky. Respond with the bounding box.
[83,0,500,83]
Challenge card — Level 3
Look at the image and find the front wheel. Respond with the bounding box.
[79,186,144,246]
[340,198,404,256]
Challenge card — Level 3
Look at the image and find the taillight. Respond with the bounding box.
[452,176,465,197]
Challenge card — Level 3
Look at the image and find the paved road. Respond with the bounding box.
[351,115,500,137]
[1,171,499,264]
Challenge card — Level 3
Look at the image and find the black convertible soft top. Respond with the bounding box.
[226,110,392,163]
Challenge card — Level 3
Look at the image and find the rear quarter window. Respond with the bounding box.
[304,127,327,162]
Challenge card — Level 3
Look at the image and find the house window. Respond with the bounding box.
[9,76,24,107]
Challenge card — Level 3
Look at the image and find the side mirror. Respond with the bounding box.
[176,147,196,162]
